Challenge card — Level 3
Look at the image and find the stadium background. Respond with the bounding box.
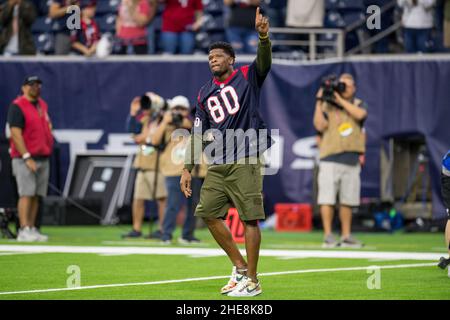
[0,0,450,301]
[1,56,449,219]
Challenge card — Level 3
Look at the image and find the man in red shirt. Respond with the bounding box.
[116,0,156,54]
[160,0,203,54]
[7,76,53,242]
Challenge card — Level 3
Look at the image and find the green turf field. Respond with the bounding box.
[0,226,449,300]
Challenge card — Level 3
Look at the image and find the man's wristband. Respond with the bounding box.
[22,152,31,160]
[259,33,269,40]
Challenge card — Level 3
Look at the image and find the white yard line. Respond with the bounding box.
[0,244,444,261]
[0,262,436,296]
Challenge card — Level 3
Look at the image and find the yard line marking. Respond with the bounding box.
[0,252,40,256]
[0,262,436,296]
[0,245,444,261]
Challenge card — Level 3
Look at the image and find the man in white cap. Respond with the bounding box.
[150,95,198,244]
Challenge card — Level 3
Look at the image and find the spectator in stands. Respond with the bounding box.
[261,0,287,51]
[285,0,324,28]
[115,0,156,54]
[123,93,167,238]
[159,0,203,54]
[6,76,53,242]
[445,0,450,48]
[224,0,260,54]
[146,0,159,54]
[152,95,199,244]
[0,0,37,55]
[262,0,286,28]
[364,0,392,53]
[398,0,436,53]
[313,74,368,248]
[49,0,80,55]
[70,0,100,56]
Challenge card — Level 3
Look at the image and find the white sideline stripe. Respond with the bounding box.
[0,245,444,261]
[0,263,435,296]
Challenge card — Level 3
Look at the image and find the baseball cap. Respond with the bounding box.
[168,95,190,109]
[23,76,42,86]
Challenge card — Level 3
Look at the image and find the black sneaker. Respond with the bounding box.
[145,230,162,239]
[122,230,142,239]
[178,237,201,244]
[438,257,450,269]
[187,236,201,243]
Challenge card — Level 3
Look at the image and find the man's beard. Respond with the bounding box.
[212,68,227,78]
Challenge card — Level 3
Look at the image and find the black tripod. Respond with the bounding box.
[0,208,18,239]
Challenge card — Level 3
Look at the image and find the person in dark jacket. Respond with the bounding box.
[438,150,450,270]
[0,0,37,55]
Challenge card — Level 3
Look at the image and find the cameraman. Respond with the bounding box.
[151,95,199,244]
[122,93,167,239]
[313,73,368,248]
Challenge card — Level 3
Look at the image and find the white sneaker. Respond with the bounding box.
[227,276,262,297]
[220,266,246,294]
[17,227,38,242]
[30,227,48,242]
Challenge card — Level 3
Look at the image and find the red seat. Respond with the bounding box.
[275,203,313,232]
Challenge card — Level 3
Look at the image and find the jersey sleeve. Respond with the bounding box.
[247,58,270,88]
[7,104,25,129]
[185,91,209,172]
[192,93,210,135]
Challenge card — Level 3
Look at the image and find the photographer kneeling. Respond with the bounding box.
[151,96,198,244]
[313,73,368,248]
[123,93,167,238]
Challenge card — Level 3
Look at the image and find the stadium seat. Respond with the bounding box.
[96,13,117,33]
[325,0,340,10]
[341,11,366,27]
[326,0,365,10]
[96,0,119,15]
[203,0,224,15]
[324,11,346,28]
[337,0,365,10]
[196,31,226,53]
[33,32,55,54]
[32,16,61,33]
[29,0,51,16]
[201,14,224,32]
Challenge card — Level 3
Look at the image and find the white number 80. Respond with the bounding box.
[207,86,240,123]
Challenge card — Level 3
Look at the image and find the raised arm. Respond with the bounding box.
[255,7,271,76]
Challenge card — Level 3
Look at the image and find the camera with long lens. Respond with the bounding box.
[171,112,184,128]
[320,75,346,107]
[139,95,152,111]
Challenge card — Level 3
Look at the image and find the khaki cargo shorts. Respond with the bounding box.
[195,157,265,222]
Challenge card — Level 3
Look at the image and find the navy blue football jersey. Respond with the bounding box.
[193,61,273,164]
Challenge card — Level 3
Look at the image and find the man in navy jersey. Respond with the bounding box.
[180,7,271,297]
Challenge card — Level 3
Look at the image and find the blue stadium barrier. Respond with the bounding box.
[0,56,448,218]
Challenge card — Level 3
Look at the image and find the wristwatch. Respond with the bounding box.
[22,152,31,160]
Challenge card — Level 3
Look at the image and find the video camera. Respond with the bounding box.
[320,75,346,107]
[139,93,184,127]
[139,92,167,113]
[171,112,184,128]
